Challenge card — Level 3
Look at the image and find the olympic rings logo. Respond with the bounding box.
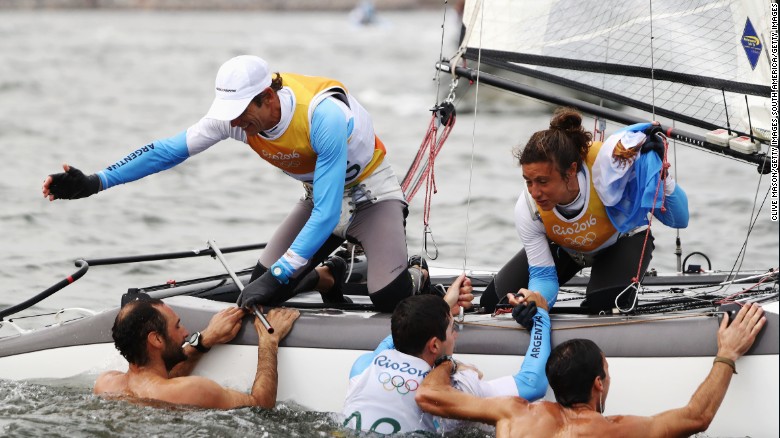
[564,232,597,248]
[378,372,420,395]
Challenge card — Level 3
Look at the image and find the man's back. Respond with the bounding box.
[418,303,767,438]
[498,401,646,437]
[94,370,202,403]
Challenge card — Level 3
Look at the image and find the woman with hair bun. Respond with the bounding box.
[481,107,689,314]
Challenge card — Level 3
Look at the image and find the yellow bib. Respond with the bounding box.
[538,142,617,253]
[246,73,385,186]
[246,74,344,176]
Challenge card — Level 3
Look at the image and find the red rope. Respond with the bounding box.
[401,111,455,205]
[423,130,438,227]
[492,307,513,317]
[715,275,771,305]
[400,116,436,195]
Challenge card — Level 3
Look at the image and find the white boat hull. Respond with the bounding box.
[1,328,777,437]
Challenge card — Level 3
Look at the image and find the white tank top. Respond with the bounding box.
[342,349,435,434]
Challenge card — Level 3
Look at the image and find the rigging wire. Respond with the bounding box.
[409,0,454,264]
[617,2,665,313]
[722,180,771,294]
[412,0,457,259]
[672,119,682,273]
[719,93,769,292]
[420,0,451,261]
[648,0,656,119]
[432,1,449,107]
[461,0,485,272]
[594,4,617,142]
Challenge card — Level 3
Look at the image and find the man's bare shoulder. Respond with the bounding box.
[94,370,129,396]
[96,370,253,409]
[494,401,568,437]
[145,375,252,409]
[95,372,210,400]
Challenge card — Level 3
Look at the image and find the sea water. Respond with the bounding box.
[1,8,777,437]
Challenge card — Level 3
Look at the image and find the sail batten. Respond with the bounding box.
[463,55,744,135]
[462,49,770,97]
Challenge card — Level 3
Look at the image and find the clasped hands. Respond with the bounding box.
[506,289,549,330]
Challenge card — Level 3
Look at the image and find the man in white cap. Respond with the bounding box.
[42,55,430,311]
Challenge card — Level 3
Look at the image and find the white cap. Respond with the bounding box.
[204,55,272,121]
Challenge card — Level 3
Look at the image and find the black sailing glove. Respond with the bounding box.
[512,301,538,331]
[641,125,666,159]
[237,271,283,309]
[641,125,669,179]
[48,166,101,199]
[249,262,264,283]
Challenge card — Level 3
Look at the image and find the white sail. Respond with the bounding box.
[459,0,772,140]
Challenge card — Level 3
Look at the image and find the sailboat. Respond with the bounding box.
[0,1,777,436]
[426,0,778,434]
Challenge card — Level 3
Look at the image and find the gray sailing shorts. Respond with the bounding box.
[259,197,410,294]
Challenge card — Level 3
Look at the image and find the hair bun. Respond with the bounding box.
[549,107,583,132]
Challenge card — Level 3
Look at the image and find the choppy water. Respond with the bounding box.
[0,379,335,437]
[1,8,777,438]
[0,378,492,437]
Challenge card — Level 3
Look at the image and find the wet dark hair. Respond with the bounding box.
[515,107,592,180]
[112,298,167,366]
[250,72,284,107]
[391,295,450,356]
[546,338,606,407]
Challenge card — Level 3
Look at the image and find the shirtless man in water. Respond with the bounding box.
[94,297,299,409]
[416,302,766,437]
